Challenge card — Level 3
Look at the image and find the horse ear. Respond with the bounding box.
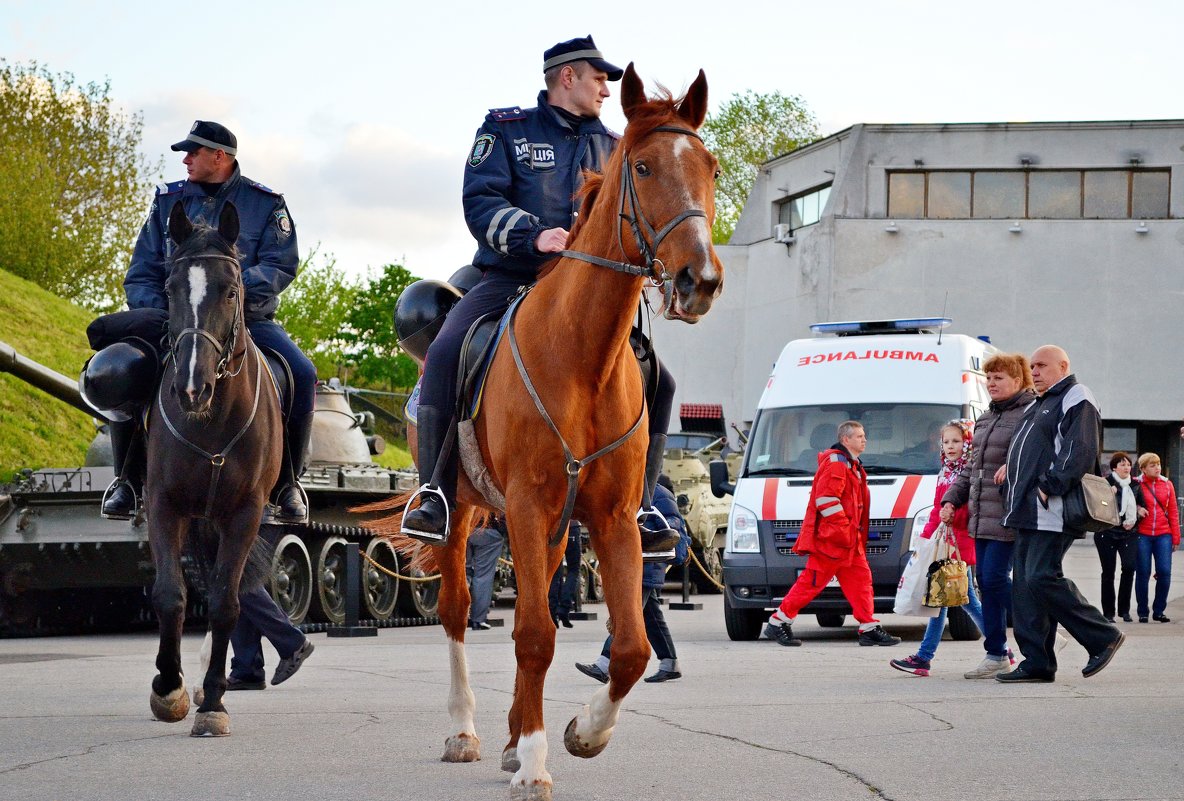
[218,202,240,247]
[677,69,709,130]
[168,202,193,246]
[620,63,645,121]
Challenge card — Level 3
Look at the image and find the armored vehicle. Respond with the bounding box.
[0,340,429,634]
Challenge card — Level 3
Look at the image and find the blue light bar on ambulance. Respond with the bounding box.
[809,318,953,336]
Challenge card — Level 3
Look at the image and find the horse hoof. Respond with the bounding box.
[563,716,609,759]
[190,711,230,737]
[509,782,552,801]
[149,684,190,722]
[192,687,205,707]
[501,747,520,773]
[442,733,481,762]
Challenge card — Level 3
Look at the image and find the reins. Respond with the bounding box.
[510,124,705,546]
[167,254,246,379]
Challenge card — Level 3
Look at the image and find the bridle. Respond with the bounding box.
[166,254,246,380]
[560,125,709,304]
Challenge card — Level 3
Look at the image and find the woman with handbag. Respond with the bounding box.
[1133,452,1179,623]
[891,420,991,677]
[1096,452,1145,623]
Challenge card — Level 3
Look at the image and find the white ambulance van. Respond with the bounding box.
[713,318,997,641]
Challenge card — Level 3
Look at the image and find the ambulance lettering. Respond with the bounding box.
[796,351,940,366]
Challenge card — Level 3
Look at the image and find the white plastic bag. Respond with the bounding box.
[893,525,942,618]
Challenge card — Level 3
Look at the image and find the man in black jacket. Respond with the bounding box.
[998,345,1124,682]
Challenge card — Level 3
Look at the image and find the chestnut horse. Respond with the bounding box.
[370,65,721,800]
[145,202,282,737]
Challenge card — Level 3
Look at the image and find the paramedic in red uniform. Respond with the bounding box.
[764,421,902,646]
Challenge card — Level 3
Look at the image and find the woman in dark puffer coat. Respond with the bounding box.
[941,353,1036,679]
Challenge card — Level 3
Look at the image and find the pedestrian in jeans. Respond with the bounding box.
[939,353,1034,679]
[1133,452,1179,623]
[466,515,505,630]
[1096,452,1145,623]
[892,420,993,677]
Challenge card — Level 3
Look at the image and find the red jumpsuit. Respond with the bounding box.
[776,446,877,623]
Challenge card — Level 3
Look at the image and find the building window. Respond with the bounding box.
[887,168,1170,220]
[778,184,832,231]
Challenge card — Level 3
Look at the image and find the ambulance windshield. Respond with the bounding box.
[744,403,964,476]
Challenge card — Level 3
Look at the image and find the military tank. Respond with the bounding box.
[0,340,428,635]
[662,404,742,593]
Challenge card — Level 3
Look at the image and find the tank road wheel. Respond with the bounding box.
[309,536,349,624]
[362,537,400,621]
[691,544,724,594]
[270,533,313,625]
[396,565,440,618]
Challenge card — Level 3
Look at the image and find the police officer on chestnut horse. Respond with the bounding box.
[102,120,316,526]
[403,36,681,557]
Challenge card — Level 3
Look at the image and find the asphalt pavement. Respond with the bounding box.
[2,539,1181,801]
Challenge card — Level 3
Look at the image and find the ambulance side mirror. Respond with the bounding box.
[709,460,734,498]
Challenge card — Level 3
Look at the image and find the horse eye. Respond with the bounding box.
[714,168,722,180]
[634,161,650,177]
[227,289,237,301]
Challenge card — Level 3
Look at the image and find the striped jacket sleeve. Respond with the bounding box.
[461,122,544,259]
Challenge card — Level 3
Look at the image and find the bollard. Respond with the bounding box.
[327,542,378,637]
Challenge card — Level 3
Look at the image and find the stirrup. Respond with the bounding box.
[262,483,309,526]
[638,506,677,562]
[401,484,450,544]
[100,479,139,521]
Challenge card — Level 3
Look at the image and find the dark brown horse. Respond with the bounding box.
[370,65,721,800]
[145,202,282,737]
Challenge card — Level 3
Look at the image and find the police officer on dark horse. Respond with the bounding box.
[403,36,681,557]
[101,121,316,526]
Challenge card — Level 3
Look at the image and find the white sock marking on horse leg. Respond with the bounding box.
[512,730,552,791]
[574,684,621,748]
[186,264,207,394]
[200,629,212,678]
[447,638,477,737]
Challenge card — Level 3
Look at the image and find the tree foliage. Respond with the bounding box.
[0,61,160,311]
[702,90,819,244]
[343,263,419,390]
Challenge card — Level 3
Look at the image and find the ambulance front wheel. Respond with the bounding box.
[816,613,846,628]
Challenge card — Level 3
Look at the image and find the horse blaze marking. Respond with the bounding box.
[187,265,208,392]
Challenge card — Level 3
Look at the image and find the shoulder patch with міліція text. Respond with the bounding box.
[469,134,496,167]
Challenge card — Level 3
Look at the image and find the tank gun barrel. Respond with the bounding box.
[0,339,99,418]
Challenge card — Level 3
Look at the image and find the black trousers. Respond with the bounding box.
[600,586,677,662]
[1012,529,1120,675]
[1093,530,1137,618]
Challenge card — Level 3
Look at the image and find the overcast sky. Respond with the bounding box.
[5,0,1182,283]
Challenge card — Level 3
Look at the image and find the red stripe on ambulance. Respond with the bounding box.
[890,475,922,518]
[762,478,779,520]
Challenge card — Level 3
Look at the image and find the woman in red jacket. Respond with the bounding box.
[1134,452,1179,623]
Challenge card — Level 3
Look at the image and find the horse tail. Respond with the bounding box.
[352,493,493,575]
[183,521,275,594]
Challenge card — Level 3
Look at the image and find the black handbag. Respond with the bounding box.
[1063,470,1120,533]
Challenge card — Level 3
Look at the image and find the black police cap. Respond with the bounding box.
[171,120,238,155]
[542,35,623,81]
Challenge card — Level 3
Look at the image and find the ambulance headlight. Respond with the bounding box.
[728,504,760,553]
[908,507,932,552]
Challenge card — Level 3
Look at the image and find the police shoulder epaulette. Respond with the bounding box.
[828,453,849,464]
[486,106,527,123]
[157,180,184,195]
[247,179,282,197]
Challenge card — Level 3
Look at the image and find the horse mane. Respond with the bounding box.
[171,220,239,266]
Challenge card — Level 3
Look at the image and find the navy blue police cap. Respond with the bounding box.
[171,120,238,156]
[543,35,623,81]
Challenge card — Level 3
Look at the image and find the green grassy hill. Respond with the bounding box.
[0,268,98,480]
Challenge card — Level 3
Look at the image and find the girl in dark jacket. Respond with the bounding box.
[1096,452,1145,622]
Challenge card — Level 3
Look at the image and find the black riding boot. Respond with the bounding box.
[402,404,456,544]
[272,412,313,524]
[639,432,680,558]
[102,418,144,520]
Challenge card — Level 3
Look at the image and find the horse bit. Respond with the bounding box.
[510,125,709,546]
[157,253,264,518]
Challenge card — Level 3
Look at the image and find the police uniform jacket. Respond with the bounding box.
[793,444,870,562]
[462,90,617,278]
[124,163,298,320]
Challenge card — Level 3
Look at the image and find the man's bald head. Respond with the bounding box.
[1030,345,1070,393]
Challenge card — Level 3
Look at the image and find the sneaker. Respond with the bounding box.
[271,638,315,686]
[763,621,802,647]
[964,655,1009,679]
[643,669,682,683]
[574,662,609,684]
[858,625,901,646]
[890,655,931,676]
[469,621,492,631]
[1153,614,1171,623]
[227,677,267,691]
